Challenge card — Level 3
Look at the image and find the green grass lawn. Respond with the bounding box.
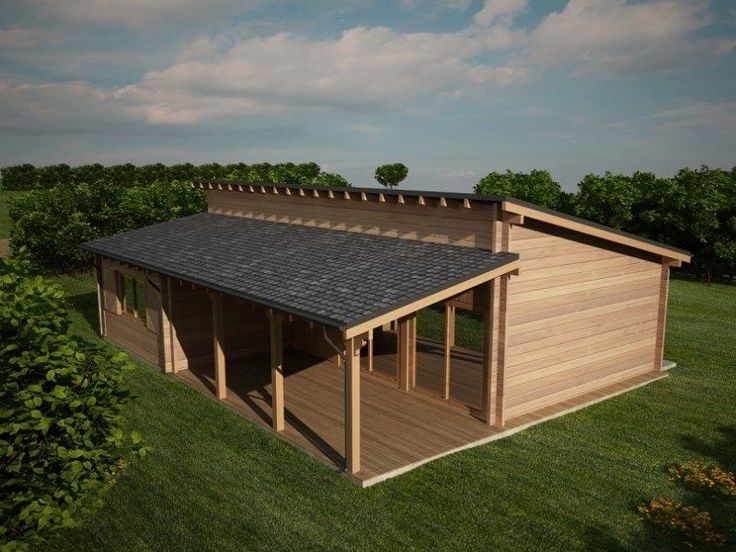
[36,274,735,551]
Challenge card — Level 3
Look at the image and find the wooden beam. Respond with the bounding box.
[501,200,691,263]
[409,315,417,388]
[397,315,412,391]
[367,328,374,373]
[270,311,285,432]
[495,275,509,428]
[443,303,454,400]
[159,276,173,373]
[653,263,670,372]
[345,335,361,473]
[343,260,519,338]
[94,256,106,337]
[481,281,496,426]
[211,292,226,400]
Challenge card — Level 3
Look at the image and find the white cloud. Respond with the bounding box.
[0,27,52,49]
[1,0,731,130]
[521,0,713,74]
[115,24,528,123]
[650,101,736,135]
[473,0,527,27]
[714,38,736,56]
[27,0,263,27]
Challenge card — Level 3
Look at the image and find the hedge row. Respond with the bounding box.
[474,166,736,282]
[0,162,350,190]
[0,254,147,549]
[8,181,207,272]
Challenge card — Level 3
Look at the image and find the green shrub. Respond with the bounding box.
[9,181,206,272]
[0,162,350,190]
[0,165,38,191]
[0,255,147,550]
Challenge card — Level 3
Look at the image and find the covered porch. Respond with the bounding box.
[176,345,497,484]
[83,213,522,484]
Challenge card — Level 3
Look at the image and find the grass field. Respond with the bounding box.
[33,273,735,551]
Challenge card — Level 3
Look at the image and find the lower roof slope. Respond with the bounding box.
[82,213,518,330]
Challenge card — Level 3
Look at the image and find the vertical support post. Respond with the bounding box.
[270,311,285,432]
[114,270,124,315]
[397,315,414,391]
[443,303,455,400]
[654,263,670,372]
[495,275,509,428]
[211,292,226,400]
[367,328,374,373]
[481,281,496,426]
[345,336,361,473]
[447,303,456,348]
[409,315,417,388]
[159,276,173,373]
[95,256,106,337]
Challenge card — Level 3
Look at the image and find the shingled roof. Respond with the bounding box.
[81,213,518,330]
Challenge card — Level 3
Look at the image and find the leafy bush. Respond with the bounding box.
[0,162,351,190]
[0,165,38,191]
[574,172,639,230]
[9,181,206,272]
[0,255,146,550]
[475,166,736,282]
[669,462,736,498]
[638,498,726,549]
[474,169,565,210]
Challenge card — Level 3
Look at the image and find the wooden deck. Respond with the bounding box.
[175,339,667,486]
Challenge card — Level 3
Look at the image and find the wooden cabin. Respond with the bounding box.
[82,182,691,486]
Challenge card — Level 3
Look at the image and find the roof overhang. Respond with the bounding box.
[82,213,519,336]
[501,199,692,264]
[342,259,519,339]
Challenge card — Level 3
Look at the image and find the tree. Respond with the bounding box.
[375,163,408,190]
[0,164,39,190]
[474,169,564,210]
[315,172,350,188]
[574,172,639,230]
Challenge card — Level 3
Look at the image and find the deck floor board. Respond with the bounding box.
[175,341,666,486]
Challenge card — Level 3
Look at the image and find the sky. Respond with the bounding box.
[0,0,734,192]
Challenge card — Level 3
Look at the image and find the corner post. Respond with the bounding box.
[495,274,510,428]
[654,263,671,372]
[269,311,285,432]
[481,280,496,426]
[345,335,361,474]
[211,292,226,400]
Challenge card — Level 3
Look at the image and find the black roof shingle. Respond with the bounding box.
[81,213,518,330]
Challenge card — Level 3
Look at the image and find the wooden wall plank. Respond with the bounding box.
[503,215,665,420]
[206,190,494,249]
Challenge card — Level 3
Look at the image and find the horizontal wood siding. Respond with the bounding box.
[169,282,213,372]
[504,220,663,419]
[205,189,495,249]
[105,315,159,365]
[100,259,159,365]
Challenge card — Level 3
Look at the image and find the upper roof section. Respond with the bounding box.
[192,180,692,263]
[82,213,519,335]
